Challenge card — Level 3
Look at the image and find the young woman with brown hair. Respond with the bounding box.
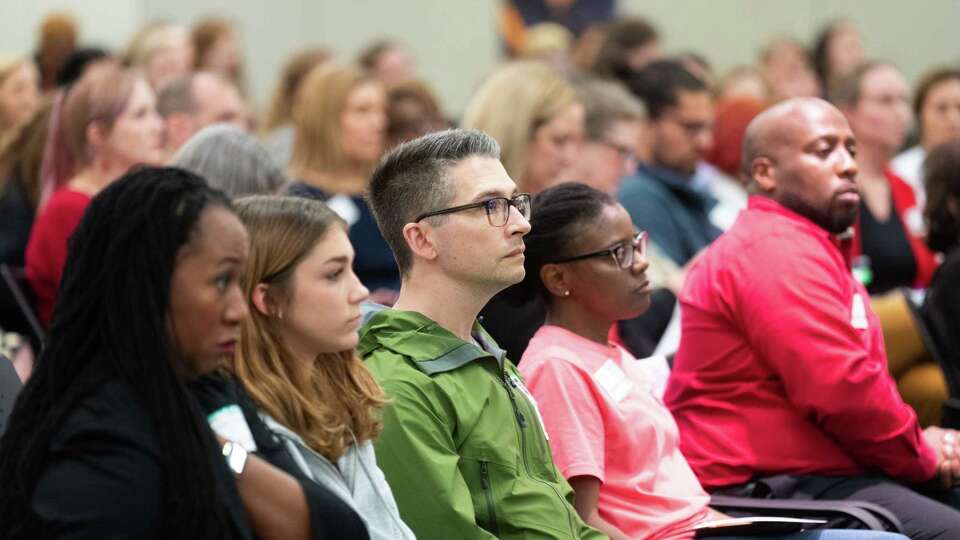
[232,195,414,540]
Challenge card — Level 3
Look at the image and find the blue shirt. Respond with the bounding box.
[618,164,721,265]
[286,182,400,292]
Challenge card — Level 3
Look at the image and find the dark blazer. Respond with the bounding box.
[27,379,369,539]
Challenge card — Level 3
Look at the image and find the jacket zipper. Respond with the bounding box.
[498,367,580,539]
[479,460,500,536]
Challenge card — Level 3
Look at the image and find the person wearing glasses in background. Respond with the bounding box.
[507,183,907,540]
[561,78,647,196]
[361,129,604,539]
[616,59,720,267]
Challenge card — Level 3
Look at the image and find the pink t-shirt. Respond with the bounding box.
[520,325,710,540]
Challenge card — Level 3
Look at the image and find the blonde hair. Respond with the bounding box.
[125,22,191,68]
[0,55,30,132]
[233,195,385,461]
[290,63,379,180]
[461,61,577,190]
[263,47,332,132]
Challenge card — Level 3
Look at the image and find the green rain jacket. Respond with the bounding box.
[358,309,606,540]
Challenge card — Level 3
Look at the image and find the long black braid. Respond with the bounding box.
[501,182,615,306]
[0,167,235,538]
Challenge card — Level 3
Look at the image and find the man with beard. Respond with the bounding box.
[665,98,960,539]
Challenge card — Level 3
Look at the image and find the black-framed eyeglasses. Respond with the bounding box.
[552,230,647,270]
[414,193,532,227]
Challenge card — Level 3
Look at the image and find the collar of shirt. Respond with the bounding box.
[639,163,718,212]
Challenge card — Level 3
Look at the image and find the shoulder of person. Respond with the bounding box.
[49,379,162,463]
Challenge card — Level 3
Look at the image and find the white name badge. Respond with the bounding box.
[593,360,633,403]
[326,195,361,227]
[851,293,869,330]
[208,404,258,452]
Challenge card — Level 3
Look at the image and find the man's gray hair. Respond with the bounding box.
[171,124,288,198]
[576,78,646,141]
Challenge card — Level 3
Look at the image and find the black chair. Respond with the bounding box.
[0,263,44,352]
[902,287,960,428]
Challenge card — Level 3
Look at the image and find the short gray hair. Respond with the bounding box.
[171,124,288,198]
[576,78,646,141]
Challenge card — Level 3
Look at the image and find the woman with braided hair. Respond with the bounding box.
[0,167,368,539]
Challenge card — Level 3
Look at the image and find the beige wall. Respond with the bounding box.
[2,0,957,117]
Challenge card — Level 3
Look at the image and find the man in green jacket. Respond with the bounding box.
[361,128,605,540]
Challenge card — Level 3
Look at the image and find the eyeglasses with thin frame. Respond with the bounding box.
[552,230,648,270]
[414,193,532,227]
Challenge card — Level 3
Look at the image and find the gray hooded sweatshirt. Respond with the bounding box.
[263,415,416,540]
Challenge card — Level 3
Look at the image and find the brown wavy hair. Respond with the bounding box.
[232,195,385,460]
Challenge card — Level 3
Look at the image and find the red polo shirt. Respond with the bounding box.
[664,196,937,490]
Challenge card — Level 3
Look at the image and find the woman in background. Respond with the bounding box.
[0,54,40,144]
[891,68,960,201]
[461,60,584,195]
[286,63,397,299]
[262,47,331,168]
[25,64,163,326]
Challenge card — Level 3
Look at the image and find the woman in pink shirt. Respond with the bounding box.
[509,182,905,540]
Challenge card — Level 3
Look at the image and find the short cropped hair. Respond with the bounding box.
[156,73,196,117]
[622,60,707,119]
[367,129,500,276]
[576,78,646,141]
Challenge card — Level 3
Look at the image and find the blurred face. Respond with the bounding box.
[827,24,864,79]
[203,33,241,79]
[273,226,369,359]
[523,101,585,193]
[430,156,531,292]
[0,62,40,130]
[193,75,248,130]
[556,203,651,321]
[144,43,194,90]
[763,42,819,101]
[340,81,387,165]
[569,119,642,195]
[846,65,910,155]
[169,206,249,377]
[374,47,415,86]
[100,79,164,167]
[768,102,860,234]
[652,89,714,175]
[921,78,960,150]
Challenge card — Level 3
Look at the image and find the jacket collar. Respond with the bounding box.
[358,309,505,375]
[639,163,718,212]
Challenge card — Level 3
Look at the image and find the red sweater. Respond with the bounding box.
[25,189,91,326]
[665,196,936,490]
[850,169,939,288]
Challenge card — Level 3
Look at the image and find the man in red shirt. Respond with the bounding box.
[665,97,960,539]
